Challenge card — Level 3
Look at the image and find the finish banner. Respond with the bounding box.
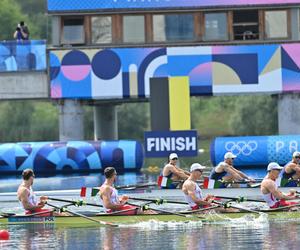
[144,130,198,157]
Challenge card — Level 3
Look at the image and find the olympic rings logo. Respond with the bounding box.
[225,141,258,156]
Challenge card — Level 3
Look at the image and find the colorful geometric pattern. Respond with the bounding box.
[0,140,144,174]
[0,40,46,72]
[50,43,300,99]
[47,0,300,12]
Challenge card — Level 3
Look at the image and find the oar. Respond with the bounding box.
[219,180,262,185]
[0,212,16,218]
[212,201,263,215]
[178,205,221,214]
[24,209,56,217]
[115,182,158,190]
[46,203,118,227]
[214,196,265,203]
[48,197,103,208]
[129,197,188,205]
[142,205,192,218]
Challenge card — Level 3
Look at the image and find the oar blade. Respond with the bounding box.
[46,202,118,227]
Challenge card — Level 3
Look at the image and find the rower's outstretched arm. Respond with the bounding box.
[172,166,189,179]
[291,164,300,176]
[224,166,244,181]
[234,169,252,180]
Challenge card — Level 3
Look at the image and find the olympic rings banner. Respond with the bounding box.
[47,0,300,12]
[211,135,300,168]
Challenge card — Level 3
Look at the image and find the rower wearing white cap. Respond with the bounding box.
[279,151,300,187]
[182,163,214,210]
[261,162,297,208]
[209,152,255,185]
[158,153,190,188]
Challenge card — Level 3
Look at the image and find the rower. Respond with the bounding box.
[209,152,255,187]
[99,167,139,215]
[158,153,190,189]
[17,169,52,216]
[279,151,300,187]
[182,163,214,210]
[261,162,297,209]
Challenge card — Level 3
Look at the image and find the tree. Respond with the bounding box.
[30,101,58,141]
[191,96,237,137]
[0,0,26,41]
[229,95,278,135]
[0,101,34,142]
[0,0,48,41]
[118,102,149,141]
[15,0,49,40]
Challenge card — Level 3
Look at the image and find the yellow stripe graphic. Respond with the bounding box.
[169,76,191,130]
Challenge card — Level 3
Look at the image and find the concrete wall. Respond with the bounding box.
[0,72,48,99]
[94,105,118,140]
[51,16,61,46]
[278,93,300,135]
[58,99,84,141]
[291,8,300,40]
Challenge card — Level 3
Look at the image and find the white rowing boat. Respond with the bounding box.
[1,186,300,202]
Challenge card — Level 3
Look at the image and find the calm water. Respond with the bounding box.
[1,219,300,250]
[0,173,158,193]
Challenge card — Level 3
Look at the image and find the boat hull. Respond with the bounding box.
[1,210,300,227]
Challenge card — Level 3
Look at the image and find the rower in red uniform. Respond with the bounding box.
[100,167,139,215]
[182,163,215,210]
[261,162,298,209]
[17,169,52,216]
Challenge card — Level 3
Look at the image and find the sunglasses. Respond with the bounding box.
[172,158,178,160]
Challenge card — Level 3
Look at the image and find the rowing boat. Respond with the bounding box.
[1,209,300,227]
[1,186,300,202]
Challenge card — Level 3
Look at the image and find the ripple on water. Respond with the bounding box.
[119,219,203,230]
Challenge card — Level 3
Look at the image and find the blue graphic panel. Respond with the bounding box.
[211,135,300,168]
[48,0,300,12]
[213,54,258,84]
[50,43,300,99]
[0,40,46,72]
[0,140,144,174]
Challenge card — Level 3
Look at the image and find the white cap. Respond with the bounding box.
[169,153,178,160]
[293,151,300,158]
[190,163,206,172]
[224,152,237,160]
[267,162,283,171]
